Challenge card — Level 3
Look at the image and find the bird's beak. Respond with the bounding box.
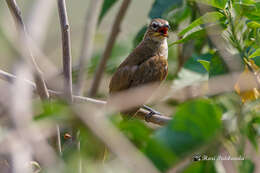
[157,27,169,38]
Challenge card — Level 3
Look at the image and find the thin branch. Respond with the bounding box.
[0,69,106,105]
[56,125,62,156]
[0,69,169,125]
[75,0,104,95]
[57,0,73,103]
[88,0,132,97]
[5,0,50,100]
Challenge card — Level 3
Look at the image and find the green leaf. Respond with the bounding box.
[133,26,147,48]
[197,59,210,72]
[169,28,206,46]
[145,99,222,171]
[118,119,153,149]
[182,161,217,173]
[247,21,260,28]
[98,0,118,25]
[239,159,255,173]
[209,54,229,77]
[149,0,182,18]
[249,48,260,58]
[178,11,224,37]
[167,5,192,31]
[34,100,71,121]
[193,0,227,9]
[184,53,212,74]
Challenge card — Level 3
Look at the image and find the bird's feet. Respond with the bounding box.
[142,105,161,122]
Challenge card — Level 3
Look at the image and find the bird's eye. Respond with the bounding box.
[151,22,158,30]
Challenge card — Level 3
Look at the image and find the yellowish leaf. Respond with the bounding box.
[234,59,260,103]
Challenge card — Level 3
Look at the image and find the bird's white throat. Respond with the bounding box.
[159,39,168,59]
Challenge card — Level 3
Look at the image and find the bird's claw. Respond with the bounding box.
[145,111,154,122]
[143,105,161,115]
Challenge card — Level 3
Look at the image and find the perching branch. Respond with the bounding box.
[0,69,170,125]
[5,0,50,100]
[75,0,104,95]
[88,0,132,97]
[57,0,73,103]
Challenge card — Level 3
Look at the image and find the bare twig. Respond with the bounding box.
[56,125,62,156]
[0,69,106,105]
[5,0,50,100]
[75,0,104,95]
[88,0,132,97]
[57,0,73,103]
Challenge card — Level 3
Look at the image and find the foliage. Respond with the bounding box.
[98,0,119,25]
[1,0,260,172]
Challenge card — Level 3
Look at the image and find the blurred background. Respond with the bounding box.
[0,0,260,173]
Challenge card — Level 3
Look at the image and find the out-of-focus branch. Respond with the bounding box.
[9,64,33,173]
[6,0,49,99]
[0,69,169,125]
[89,0,132,97]
[74,106,160,173]
[0,69,106,105]
[57,0,73,103]
[75,0,104,95]
[26,0,55,47]
[5,0,50,100]
[198,5,242,73]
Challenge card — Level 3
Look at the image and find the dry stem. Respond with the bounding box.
[57,0,73,103]
[89,0,132,97]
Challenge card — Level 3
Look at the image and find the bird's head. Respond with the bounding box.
[145,18,170,42]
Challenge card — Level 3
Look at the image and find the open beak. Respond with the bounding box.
[157,27,169,37]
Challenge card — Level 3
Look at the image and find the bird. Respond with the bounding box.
[109,18,169,120]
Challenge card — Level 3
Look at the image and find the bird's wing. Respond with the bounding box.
[109,55,168,94]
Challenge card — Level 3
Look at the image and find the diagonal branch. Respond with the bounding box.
[75,0,104,95]
[0,69,170,125]
[88,0,132,97]
[5,0,50,100]
[57,0,73,103]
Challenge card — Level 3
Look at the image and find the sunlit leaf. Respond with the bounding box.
[197,59,210,72]
[247,21,260,29]
[249,48,260,59]
[193,0,227,9]
[169,28,206,46]
[178,12,224,37]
